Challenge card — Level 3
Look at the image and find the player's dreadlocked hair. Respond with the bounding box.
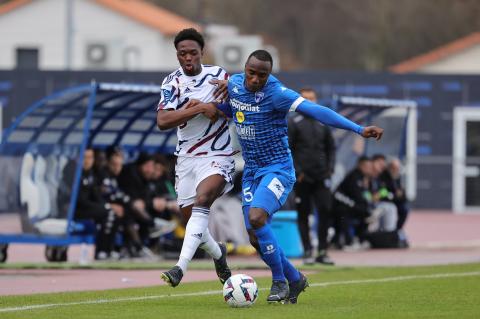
[247,50,273,65]
[174,28,205,49]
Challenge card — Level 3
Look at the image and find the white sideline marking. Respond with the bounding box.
[1,271,479,313]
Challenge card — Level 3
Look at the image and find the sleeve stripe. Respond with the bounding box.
[289,97,305,112]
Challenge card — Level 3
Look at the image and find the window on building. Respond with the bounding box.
[16,48,39,69]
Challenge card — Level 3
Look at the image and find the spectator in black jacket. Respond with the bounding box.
[93,148,107,181]
[149,154,179,219]
[333,156,373,247]
[118,153,176,251]
[98,146,149,258]
[60,148,124,260]
[148,154,179,236]
[288,88,336,265]
[388,158,409,231]
[369,154,398,233]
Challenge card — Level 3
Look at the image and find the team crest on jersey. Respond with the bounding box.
[236,111,245,123]
[162,89,172,103]
[233,86,239,94]
[255,91,265,103]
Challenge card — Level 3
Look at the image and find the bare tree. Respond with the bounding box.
[149,0,480,71]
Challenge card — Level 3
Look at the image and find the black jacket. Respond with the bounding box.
[76,169,109,214]
[118,163,161,215]
[117,163,150,202]
[371,170,395,202]
[334,168,371,217]
[374,170,407,204]
[58,161,108,219]
[288,113,335,182]
[100,170,130,205]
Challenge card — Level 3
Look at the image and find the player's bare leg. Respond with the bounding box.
[162,174,231,287]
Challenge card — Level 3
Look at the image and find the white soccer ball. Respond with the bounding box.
[223,274,258,308]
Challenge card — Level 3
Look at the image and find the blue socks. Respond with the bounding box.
[255,224,301,283]
[254,224,285,281]
[279,247,300,283]
[258,246,301,283]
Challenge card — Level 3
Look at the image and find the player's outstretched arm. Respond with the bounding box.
[295,99,383,140]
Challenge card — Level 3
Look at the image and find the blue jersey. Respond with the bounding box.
[228,74,304,169]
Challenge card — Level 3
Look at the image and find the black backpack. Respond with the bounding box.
[365,230,409,249]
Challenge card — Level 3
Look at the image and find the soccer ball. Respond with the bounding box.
[223,274,258,308]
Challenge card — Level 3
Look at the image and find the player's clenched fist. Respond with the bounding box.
[361,126,384,140]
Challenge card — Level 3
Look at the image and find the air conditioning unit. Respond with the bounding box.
[211,36,279,72]
[84,40,123,70]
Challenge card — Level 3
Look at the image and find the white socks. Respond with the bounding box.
[176,207,221,273]
[199,228,222,260]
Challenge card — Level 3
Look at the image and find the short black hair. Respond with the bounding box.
[174,28,205,50]
[372,154,386,161]
[136,152,153,166]
[152,154,167,166]
[247,50,273,65]
[357,155,371,164]
[105,145,123,160]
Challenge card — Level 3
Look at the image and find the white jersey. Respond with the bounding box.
[157,65,234,157]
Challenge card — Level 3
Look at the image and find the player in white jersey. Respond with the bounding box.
[156,28,234,287]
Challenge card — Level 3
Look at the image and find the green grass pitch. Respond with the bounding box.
[1,263,479,319]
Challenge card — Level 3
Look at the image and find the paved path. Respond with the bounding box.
[0,269,273,296]
[1,211,479,296]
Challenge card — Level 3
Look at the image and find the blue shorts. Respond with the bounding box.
[241,161,296,230]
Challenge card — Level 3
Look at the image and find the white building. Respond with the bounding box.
[206,24,280,72]
[0,0,201,71]
[390,32,480,74]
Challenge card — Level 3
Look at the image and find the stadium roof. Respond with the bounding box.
[0,0,201,35]
[389,32,480,73]
[1,82,177,155]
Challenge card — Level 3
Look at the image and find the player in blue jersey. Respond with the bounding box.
[193,50,383,304]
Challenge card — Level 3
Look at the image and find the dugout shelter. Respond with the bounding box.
[0,81,417,262]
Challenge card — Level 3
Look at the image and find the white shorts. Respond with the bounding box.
[175,156,235,207]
